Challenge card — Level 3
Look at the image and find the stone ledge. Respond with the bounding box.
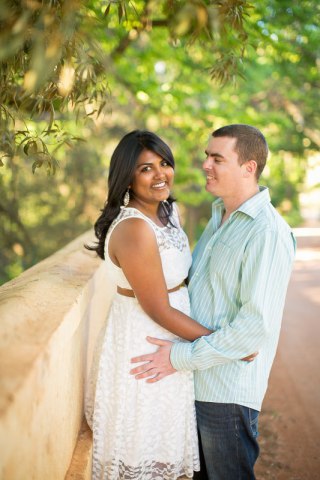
[0,231,100,415]
[0,231,113,479]
[65,419,93,480]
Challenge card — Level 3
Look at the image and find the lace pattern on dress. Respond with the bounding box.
[108,206,188,253]
[93,458,194,479]
[86,203,199,480]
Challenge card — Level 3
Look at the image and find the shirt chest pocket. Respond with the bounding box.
[209,241,241,285]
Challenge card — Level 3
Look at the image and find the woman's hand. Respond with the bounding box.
[241,352,258,362]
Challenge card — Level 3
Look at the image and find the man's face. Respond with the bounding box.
[203,136,245,198]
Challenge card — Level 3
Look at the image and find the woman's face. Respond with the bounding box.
[130,149,174,205]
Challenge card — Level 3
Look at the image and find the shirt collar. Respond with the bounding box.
[212,186,271,221]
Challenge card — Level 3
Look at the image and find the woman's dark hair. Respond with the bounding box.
[86,130,176,259]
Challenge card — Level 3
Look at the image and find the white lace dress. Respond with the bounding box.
[85,206,199,480]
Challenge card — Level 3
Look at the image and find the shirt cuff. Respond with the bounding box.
[170,341,194,371]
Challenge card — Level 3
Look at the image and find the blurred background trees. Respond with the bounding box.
[1,0,319,284]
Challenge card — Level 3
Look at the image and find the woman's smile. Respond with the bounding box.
[129,149,174,206]
[151,181,167,189]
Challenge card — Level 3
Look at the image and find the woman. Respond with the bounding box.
[85,130,253,479]
[85,130,212,480]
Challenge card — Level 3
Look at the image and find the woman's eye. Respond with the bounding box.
[162,161,169,166]
[141,166,151,172]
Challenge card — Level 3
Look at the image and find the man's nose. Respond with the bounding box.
[203,156,212,170]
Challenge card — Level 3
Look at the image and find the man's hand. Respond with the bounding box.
[130,337,176,383]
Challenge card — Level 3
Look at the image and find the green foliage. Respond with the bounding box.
[0,0,320,284]
[0,0,252,172]
[0,0,112,174]
[0,125,107,284]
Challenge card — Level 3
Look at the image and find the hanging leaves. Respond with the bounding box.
[0,0,253,173]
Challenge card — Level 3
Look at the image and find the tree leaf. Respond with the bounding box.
[104,3,111,17]
[118,3,123,23]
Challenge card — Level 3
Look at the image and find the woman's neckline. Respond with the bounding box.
[123,206,170,229]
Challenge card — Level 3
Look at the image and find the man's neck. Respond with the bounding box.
[221,185,260,224]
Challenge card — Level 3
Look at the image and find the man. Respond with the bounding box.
[130,124,296,479]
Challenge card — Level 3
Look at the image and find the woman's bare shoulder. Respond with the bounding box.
[110,216,156,247]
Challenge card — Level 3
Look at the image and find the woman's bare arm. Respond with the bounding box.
[109,218,211,341]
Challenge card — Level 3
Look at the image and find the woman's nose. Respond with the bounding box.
[154,165,166,178]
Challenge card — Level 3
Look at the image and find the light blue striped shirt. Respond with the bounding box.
[171,187,296,411]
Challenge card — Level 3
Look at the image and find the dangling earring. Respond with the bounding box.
[162,199,170,211]
[123,188,130,207]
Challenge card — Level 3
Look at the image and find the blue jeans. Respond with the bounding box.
[194,401,260,480]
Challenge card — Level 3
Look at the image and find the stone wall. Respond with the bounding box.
[0,232,115,480]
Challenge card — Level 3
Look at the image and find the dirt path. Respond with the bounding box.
[255,232,320,479]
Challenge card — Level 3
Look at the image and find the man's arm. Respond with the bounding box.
[130,337,258,382]
[171,229,295,371]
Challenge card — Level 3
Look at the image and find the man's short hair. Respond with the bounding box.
[212,124,269,179]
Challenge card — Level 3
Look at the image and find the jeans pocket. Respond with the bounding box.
[249,409,259,438]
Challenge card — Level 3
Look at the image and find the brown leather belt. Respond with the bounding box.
[117,282,186,298]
